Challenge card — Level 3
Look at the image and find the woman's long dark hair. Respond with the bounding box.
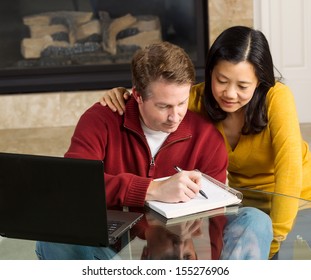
[204,26,278,134]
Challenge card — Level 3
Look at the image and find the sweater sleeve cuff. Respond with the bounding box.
[125,177,152,207]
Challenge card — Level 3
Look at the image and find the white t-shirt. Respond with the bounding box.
[140,120,170,157]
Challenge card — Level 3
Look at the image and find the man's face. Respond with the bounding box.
[134,80,191,133]
[142,226,197,260]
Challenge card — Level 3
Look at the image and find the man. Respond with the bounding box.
[36,42,272,259]
[64,42,227,206]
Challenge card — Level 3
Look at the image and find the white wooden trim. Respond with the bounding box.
[253,0,311,122]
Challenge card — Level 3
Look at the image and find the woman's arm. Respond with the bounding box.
[99,87,131,115]
[267,83,303,256]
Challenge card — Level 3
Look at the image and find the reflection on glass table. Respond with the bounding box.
[115,209,227,260]
[115,190,311,260]
[236,188,311,260]
[1,190,310,260]
[33,203,272,260]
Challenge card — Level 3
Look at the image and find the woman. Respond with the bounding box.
[100,26,311,258]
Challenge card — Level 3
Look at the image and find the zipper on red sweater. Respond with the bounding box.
[125,124,191,177]
[148,157,155,177]
[147,136,191,177]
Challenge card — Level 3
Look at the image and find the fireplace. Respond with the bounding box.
[0,0,208,94]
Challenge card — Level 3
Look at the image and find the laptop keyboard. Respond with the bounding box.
[108,220,125,235]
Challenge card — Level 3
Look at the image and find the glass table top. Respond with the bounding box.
[112,190,311,260]
[0,190,310,260]
[238,188,311,260]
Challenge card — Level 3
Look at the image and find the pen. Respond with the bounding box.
[174,166,208,199]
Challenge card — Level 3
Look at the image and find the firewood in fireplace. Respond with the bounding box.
[76,34,102,44]
[101,13,137,55]
[21,36,70,59]
[51,32,70,43]
[116,15,162,50]
[116,28,140,40]
[116,15,161,40]
[41,42,102,57]
[23,11,93,26]
[75,20,101,42]
[23,11,94,46]
[117,30,162,51]
[20,11,163,61]
[28,24,69,39]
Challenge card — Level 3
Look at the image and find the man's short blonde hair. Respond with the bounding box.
[131,41,195,100]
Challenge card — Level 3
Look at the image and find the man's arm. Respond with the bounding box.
[65,104,204,208]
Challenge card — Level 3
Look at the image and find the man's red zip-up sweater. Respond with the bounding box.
[65,98,228,209]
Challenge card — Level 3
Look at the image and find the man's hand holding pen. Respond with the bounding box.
[175,166,208,199]
[146,169,203,203]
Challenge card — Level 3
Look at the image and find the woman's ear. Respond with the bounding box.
[132,87,143,104]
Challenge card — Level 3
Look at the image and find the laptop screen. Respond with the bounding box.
[0,152,110,246]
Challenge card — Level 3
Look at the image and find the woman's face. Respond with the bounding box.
[211,60,259,114]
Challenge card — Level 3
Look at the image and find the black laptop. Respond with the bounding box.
[0,152,143,246]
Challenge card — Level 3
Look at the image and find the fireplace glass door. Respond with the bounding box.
[0,0,208,93]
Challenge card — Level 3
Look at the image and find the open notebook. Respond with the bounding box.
[0,152,142,246]
[145,172,243,219]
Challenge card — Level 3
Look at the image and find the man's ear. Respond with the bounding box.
[132,87,143,104]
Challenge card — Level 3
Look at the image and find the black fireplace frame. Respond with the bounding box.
[0,0,208,94]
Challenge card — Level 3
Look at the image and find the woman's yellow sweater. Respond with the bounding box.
[189,82,311,257]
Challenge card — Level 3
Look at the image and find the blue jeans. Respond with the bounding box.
[36,207,272,260]
[35,242,120,260]
[220,207,273,260]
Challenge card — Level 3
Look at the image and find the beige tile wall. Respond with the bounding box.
[209,0,253,44]
[0,90,103,129]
